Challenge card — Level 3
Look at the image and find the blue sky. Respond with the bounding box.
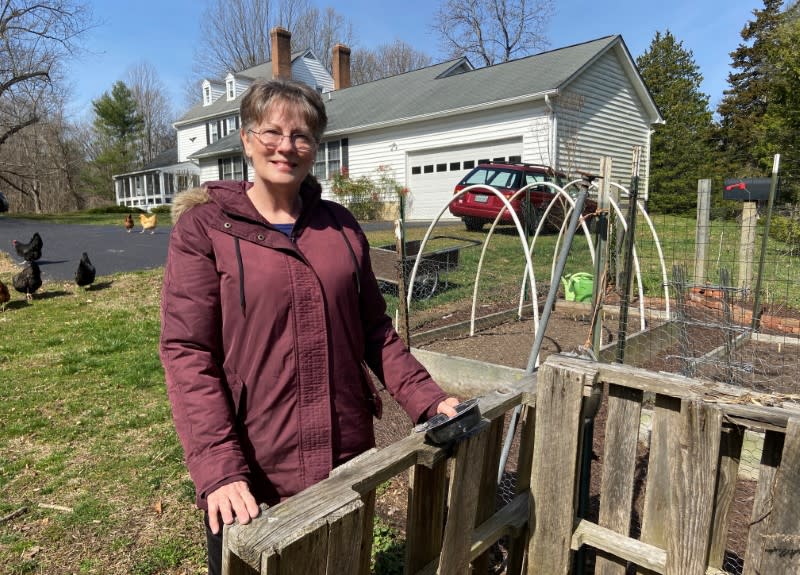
[66,0,765,120]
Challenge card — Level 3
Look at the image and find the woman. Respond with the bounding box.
[159,78,458,574]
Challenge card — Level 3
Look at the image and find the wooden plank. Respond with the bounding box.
[325,499,365,574]
[743,429,784,575]
[438,420,491,575]
[416,493,530,575]
[758,418,800,574]
[505,403,536,575]
[357,489,376,575]
[638,394,681,575]
[665,400,722,575]
[223,539,260,575]
[471,418,505,574]
[274,517,329,575]
[527,360,598,575]
[571,520,727,575]
[596,384,643,575]
[405,459,448,574]
[708,425,744,569]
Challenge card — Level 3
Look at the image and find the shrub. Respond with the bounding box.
[769,214,800,249]
[331,166,408,221]
[150,205,172,215]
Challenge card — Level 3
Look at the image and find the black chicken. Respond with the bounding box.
[75,252,96,289]
[12,232,43,262]
[12,261,42,301]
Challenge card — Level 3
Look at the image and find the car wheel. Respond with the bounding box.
[463,217,484,232]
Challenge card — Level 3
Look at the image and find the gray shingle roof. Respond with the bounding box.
[324,35,621,133]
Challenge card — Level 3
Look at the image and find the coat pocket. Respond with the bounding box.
[360,362,383,419]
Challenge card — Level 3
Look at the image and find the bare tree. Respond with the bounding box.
[194,0,272,80]
[350,40,433,85]
[289,4,355,72]
[431,0,553,67]
[0,0,93,212]
[127,62,175,165]
[192,0,354,83]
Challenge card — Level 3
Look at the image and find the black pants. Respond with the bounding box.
[204,513,223,575]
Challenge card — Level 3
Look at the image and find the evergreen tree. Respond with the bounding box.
[716,0,784,174]
[83,81,144,199]
[758,8,800,202]
[636,31,714,214]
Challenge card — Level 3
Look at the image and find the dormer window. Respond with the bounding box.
[203,80,213,106]
[226,74,236,101]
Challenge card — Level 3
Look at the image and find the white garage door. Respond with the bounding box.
[406,138,523,220]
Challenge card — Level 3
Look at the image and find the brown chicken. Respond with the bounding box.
[12,261,42,301]
[139,213,157,234]
[0,278,9,311]
[124,213,135,232]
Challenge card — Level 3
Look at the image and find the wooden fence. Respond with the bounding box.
[221,354,800,575]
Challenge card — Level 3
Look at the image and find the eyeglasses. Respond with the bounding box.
[247,128,316,153]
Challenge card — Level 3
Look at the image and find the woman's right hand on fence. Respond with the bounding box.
[207,480,261,534]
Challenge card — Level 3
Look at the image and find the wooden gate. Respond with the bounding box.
[222,354,800,574]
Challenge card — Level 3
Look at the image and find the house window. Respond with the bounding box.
[219,156,245,180]
[464,160,475,169]
[509,155,522,163]
[436,163,447,172]
[209,121,219,144]
[423,165,434,173]
[203,85,211,106]
[450,162,460,171]
[313,139,345,180]
[227,80,235,100]
[411,166,421,175]
[223,116,239,136]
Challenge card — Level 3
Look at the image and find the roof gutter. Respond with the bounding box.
[323,89,560,137]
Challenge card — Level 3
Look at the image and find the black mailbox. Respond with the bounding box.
[723,178,771,201]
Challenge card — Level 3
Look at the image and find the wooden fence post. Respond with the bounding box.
[694,178,711,285]
[757,418,800,574]
[738,202,758,292]
[595,384,643,575]
[527,361,595,574]
[743,430,785,575]
[665,400,722,574]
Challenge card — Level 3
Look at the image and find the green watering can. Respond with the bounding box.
[561,272,594,303]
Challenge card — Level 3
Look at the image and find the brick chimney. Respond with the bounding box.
[271,27,292,79]
[333,44,351,90]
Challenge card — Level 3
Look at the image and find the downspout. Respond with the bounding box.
[544,94,557,168]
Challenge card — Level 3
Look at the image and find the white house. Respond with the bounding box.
[135,27,663,220]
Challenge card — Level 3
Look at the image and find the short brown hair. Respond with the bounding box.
[239,78,328,141]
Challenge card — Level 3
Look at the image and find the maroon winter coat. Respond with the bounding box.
[160,177,447,509]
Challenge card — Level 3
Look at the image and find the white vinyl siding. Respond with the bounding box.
[556,48,651,198]
[177,124,208,163]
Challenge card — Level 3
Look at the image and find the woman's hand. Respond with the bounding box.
[436,397,460,418]
[206,480,261,534]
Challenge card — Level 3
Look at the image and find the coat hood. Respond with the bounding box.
[170,176,323,224]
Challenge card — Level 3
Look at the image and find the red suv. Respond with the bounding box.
[449,162,585,233]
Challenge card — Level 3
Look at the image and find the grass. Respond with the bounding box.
[1,209,799,573]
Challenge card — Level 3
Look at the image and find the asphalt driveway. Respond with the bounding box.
[0,217,432,283]
[0,218,172,282]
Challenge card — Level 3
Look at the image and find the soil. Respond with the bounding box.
[370,301,797,573]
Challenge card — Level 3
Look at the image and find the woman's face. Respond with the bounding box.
[241,101,317,194]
